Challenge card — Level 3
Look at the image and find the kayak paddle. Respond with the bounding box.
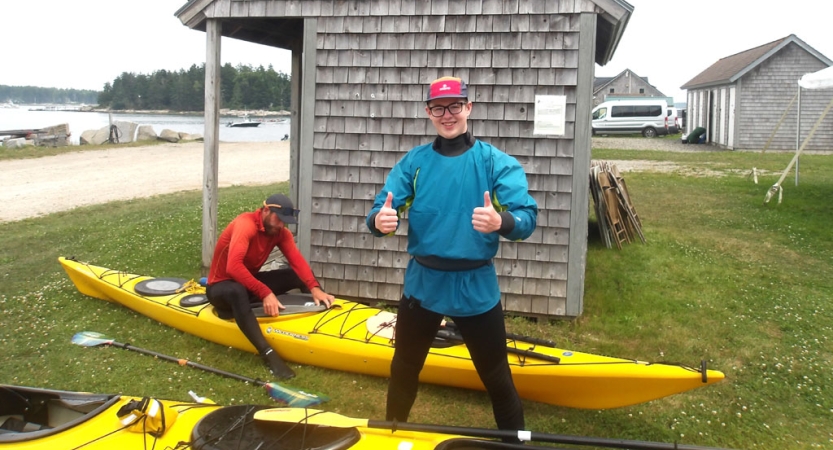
[71,331,327,407]
[253,409,735,450]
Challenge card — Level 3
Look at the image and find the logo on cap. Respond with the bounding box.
[426,76,468,101]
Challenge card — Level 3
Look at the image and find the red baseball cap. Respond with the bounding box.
[426,77,468,102]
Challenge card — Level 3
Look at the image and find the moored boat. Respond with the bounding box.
[226,114,260,127]
[58,256,725,410]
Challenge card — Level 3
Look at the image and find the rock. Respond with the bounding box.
[4,138,27,149]
[178,132,203,141]
[136,125,157,142]
[113,120,138,143]
[158,129,180,143]
[90,126,111,145]
[79,129,97,145]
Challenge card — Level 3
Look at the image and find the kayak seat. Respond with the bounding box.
[0,386,119,444]
[191,405,360,450]
[435,438,535,449]
[214,293,327,320]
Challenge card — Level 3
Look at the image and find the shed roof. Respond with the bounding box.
[681,34,833,90]
[175,0,634,66]
[593,68,654,93]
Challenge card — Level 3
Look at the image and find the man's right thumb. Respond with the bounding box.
[383,191,393,208]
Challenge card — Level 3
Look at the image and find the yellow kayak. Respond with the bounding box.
[59,256,725,409]
[0,385,220,450]
[1,385,729,450]
[0,385,457,450]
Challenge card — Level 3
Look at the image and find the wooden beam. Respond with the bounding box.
[296,18,318,260]
[201,19,222,275]
[565,12,597,317]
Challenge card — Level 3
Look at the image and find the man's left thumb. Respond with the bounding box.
[483,191,492,207]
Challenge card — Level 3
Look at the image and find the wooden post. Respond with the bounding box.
[202,19,222,275]
[295,18,318,260]
[566,12,598,317]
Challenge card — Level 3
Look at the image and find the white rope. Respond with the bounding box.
[764,95,833,204]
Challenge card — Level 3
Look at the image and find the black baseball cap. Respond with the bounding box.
[263,193,299,224]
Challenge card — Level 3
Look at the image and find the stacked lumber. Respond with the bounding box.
[590,161,645,249]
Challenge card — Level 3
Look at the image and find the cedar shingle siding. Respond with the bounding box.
[177,0,633,318]
[310,1,593,317]
[682,35,833,150]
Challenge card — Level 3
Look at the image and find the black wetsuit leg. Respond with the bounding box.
[385,296,444,422]
[206,268,308,353]
[206,280,271,353]
[451,303,525,435]
[254,268,309,294]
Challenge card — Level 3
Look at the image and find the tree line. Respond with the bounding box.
[98,63,291,112]
[1,63,291,112]
[0,85,99,105]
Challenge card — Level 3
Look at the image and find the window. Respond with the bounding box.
[639,88,645,94]
[609,88,615,93]
[592,107,608,120]
[610,105,632,117]
[610,105,662,118]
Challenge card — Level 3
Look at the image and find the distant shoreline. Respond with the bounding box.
[92,109,291,118]
[21,104,291,118]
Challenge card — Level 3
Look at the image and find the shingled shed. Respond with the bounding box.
[176,0,633,318]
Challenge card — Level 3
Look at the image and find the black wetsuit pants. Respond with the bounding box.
[386,296,524,433]
[206,268,307,354]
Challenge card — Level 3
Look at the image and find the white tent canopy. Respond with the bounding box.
[798,66,833,90]
[765,66,833,204]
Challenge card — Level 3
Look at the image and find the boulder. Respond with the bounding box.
[4,138,27,149]
[136,125,157,142]
[178,132,203,141]
[90,126,111,145]
[113,120,138,143]
[158,129,180,143]
[79,129,97,145]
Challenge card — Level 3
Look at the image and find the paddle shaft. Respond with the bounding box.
[435,330,561,364]
[107,340,266,387]
[443,321,556,347]
[366,420,729,450]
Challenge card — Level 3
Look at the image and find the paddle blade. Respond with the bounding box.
[264,383,329,408]
[254,408,365,428]
[71,331,114,347]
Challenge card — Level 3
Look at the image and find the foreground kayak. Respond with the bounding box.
[59,256,725,409]
[0,385,220,449]
[0,385,454,450]
[0,385,731,450]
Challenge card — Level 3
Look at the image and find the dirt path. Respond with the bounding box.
[0,141,289,223]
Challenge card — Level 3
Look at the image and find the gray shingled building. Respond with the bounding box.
[681,34,833,150]
[176,0,633,318]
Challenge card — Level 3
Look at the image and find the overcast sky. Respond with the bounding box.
[2,0,832,105]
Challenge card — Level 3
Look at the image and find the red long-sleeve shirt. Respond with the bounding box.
[207,210,319,300]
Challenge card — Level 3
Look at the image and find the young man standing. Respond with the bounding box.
[366,77,538,433]
[207,193,333,380]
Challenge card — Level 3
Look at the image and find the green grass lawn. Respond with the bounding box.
[1,149,831,449]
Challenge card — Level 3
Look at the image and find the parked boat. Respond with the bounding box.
[226,114,260,127]
[58,256,725,410]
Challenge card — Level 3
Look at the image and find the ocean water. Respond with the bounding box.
[0,106,290,144]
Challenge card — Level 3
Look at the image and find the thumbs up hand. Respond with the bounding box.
[375,191,399,234]
[472,191,502,233]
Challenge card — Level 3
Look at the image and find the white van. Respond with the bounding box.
[591,100,669,138]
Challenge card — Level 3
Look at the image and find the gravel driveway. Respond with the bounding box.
[0,141,289,223]
[591,135,707,152]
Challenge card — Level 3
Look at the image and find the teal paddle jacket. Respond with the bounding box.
[367,138,538,316]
